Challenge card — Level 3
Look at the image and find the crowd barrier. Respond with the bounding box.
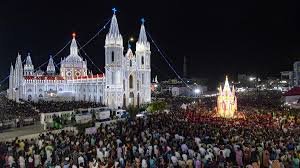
[1,126,78,142]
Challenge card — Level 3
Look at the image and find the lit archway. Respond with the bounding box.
[129,92,134,106]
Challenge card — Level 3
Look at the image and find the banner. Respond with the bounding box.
[85,127,97,135]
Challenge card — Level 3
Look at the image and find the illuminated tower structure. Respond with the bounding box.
[217,76,237,118]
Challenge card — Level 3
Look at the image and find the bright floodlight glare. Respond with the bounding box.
[249,77,255,81]
[154,84,158,88]
[194,89,200,94]
[129,37,134,41]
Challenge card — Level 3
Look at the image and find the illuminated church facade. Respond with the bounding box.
[7,12,151,109]
[217,76,237,118]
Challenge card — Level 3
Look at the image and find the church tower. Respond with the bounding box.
[60,33,87,79]
[46,55,56,75]
[8,64,14,100]
[136,19,151,104]
[24,53,34,76]
[13,53,24,102]
[105,9,124,108]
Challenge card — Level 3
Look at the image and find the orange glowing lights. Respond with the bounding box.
[217,76,237,118]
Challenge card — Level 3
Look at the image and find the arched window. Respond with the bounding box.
[112,72,115,84]
[142,73,145,84]
[129,75,133,89]
[130,60,132,67]
[137,80,139,91]
[141,56,144,65]
[123,80,125,91]
[39,94,43,98]
[39,89,43,92]
[111,51,114,62]
[27,88,32,92]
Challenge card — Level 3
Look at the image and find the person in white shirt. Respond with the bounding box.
[78,155,85,166]
[19,156,26,168]
[171,155,178,166]
[142,159,148,168]
[34,153,41,167]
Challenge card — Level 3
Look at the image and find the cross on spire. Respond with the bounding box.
[141,18,145,24]
[112,8,117,14]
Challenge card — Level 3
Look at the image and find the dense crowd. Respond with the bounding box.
[0,108,299,167]
[0,90,299,167]
[29,101,103,113]
[0,94,38,123]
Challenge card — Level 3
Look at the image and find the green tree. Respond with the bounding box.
[127,105,139,117]
[146,101,167,113]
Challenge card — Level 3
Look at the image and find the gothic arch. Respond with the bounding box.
[28,95,32,101]
[129,92,134,106]
[141,56,144,65]
[137,93,140,107]
[123,94,126,107]
[123,79,125,91]
[111,51,115,62]
[129,75,134,89]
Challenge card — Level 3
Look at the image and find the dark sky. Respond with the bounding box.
[0,0,298,87]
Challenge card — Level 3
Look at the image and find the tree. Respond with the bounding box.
[127,105,139,117]
[146,101,167,113]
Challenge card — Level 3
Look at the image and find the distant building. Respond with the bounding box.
[280,71,293,87]
[294,61,300,86]
[160,78,207,97]
[283,87,300,108]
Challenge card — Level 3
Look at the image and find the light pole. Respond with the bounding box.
[194,88,200,98]
[128,37,134,48]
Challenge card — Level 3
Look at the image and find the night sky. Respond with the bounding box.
[0,0,298,88]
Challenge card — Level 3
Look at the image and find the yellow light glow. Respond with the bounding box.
[217,76,237,118]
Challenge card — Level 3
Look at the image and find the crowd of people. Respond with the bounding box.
[29,101,103,113]
[0,100,299,167]
[0,93,104,130]
[0,94,38,124]
[0,90,299,167]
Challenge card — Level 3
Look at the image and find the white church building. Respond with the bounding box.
[7,12,151,109]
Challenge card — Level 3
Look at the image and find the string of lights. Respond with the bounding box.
[78,18,111,51]
[77,42,104,74]
[146,31,192,89]
[0,18,111,84]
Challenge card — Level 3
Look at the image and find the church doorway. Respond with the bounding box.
[28,95,32,101]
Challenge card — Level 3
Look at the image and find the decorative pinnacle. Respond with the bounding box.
[72,32,76,38]
[112,8,117,14]
[141,18,145,24]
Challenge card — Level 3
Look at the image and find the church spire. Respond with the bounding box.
[24,53,34,76]
[138,18,148,44]
[108,8,120,37]
[25,53,33,65]
[224,76,230,91]
[136,18,150,51]
[70,33,78,55]
[10,64,14,76]
[46,55,56,75]
[105,8,123,45]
